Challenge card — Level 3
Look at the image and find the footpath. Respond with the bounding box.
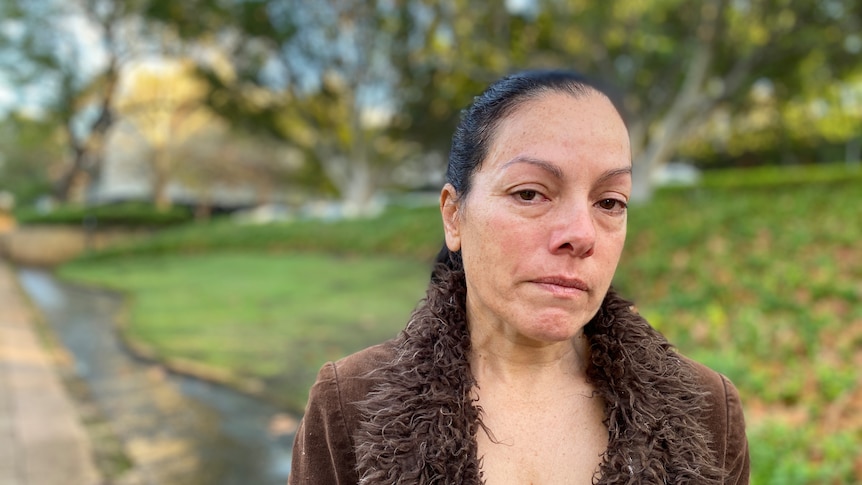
[0,260,100,485]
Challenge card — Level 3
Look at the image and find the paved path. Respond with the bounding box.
[0,260,100,485]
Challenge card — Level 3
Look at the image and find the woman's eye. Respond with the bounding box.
[597,198,627,212]
[517,190,538,201]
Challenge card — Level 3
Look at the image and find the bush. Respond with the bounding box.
[16,202,193,228]
[663,162,862,192]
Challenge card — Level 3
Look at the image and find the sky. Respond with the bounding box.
[0,82,14,115]
[0,2,107,119]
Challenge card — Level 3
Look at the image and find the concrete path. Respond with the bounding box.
[0,260,100,485]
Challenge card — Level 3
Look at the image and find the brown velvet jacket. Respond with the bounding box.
[288,289,750,484]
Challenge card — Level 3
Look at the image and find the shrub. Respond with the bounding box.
[16,202,193,227]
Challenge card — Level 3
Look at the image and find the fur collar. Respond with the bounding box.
[355,270,724,484]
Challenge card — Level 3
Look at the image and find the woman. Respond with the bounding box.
[289,70,750,484]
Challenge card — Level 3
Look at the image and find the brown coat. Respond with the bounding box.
[289,289,750,484]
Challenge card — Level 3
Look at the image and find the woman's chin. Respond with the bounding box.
[517,316,589,344]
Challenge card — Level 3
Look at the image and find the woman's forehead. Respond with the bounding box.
[498,91,624,135]
[480,92,631,174]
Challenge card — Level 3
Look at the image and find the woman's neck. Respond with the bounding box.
[468,321,591,387]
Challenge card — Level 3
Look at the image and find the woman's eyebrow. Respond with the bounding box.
[500,156,564,180]
[500,157,632,185]
[596,166,632,185]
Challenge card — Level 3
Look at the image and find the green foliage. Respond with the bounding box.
[139,0,862,204]
[4,0,861,210]
[749,421,858,484]
[0,114,62,204]
[0,0,137,201]
[16,202,193,227]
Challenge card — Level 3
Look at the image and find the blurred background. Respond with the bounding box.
[0,0,860,483]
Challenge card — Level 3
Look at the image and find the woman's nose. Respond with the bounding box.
[549,204,596,257]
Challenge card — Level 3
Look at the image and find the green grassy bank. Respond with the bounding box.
[617,178,862,484]
[59,164,862,484]
[60,253,429,411]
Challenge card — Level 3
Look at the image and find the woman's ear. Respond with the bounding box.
[440,183,462,252]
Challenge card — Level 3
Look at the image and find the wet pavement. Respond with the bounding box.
[16,268,293,485]
[0,259,100,485]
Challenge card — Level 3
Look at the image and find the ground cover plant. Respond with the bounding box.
[58,163,862,484]
[615,177,862,484]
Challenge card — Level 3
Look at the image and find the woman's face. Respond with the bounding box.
[441,91,631,345]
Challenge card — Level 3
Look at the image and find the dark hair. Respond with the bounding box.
[436,69,624,273]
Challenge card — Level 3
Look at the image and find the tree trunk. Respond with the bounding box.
[151,148,172,212]
[329,151,378,218]
[53,146,89,203]
[316,142,380,218]
[53,58,119,203]
[631,134,679,203]
[194,192,212,221]
[628,0,725,203]
[630,105,702,203]
[629,47,718,202]
[341,156,377,218]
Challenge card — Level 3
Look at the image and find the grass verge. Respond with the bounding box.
[59,252,430,412]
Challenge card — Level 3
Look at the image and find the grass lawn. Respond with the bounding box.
[57,163,862,484]
[60,252,430,411]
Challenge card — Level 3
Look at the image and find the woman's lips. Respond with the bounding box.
[531,276,589,295]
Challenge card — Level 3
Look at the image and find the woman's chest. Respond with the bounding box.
[474,391,608,484]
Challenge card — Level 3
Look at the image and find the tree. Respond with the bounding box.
[142,0,556,213]
[676,71,862,167]
[785,73,862,165]
[144,0,426,216]
[171,127,304,219]
[424,0,860,199]
[143,0,862,205]
[0,0,155,203]
[117,59,217,210]
[293,0,862,201]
